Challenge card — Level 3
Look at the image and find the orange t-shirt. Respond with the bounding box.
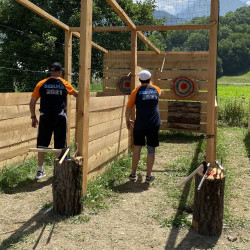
[31,77,77,115]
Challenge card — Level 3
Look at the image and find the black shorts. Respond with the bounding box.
[133,126,160,147]
[37,114,67,149]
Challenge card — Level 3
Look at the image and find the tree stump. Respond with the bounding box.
[192,164,226,236]
[53,157,83,216]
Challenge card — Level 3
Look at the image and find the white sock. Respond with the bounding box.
[38,166,44,172]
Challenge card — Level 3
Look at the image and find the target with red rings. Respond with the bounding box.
[173,76,196,98]
[119,75,131,95]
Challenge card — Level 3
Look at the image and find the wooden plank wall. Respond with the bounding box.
[87,95,130,180]
[103,51,209,133]
[0,93,39,169]
[0,93,131,179]
[103,52,143,95]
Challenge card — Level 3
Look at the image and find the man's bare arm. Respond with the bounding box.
[29,98,39,128]
[125,106,134,129]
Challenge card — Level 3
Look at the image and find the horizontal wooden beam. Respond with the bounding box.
[73,22,216,33]
[71,26,131,33]
[93,26,131,32]
[72,27,158,53]
[136,23,213,32]
[107,51,209,56]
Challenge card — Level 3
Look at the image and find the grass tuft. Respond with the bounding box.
[218,97,249,127]
[163,214,192,228]
[0,158,38,193]
[83,153,134,213]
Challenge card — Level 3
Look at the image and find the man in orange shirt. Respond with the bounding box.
[126,70,161,183]
[30,62,78,180]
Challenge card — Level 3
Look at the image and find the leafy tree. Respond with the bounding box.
[0,0,78,92]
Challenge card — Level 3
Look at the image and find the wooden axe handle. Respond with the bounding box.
[29,148,62,153]
[177,164,204,189]
[59,147,70,165]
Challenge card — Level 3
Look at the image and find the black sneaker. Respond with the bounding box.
[129,173,137,181]
[36,170,46,180]
[145,175,155,183]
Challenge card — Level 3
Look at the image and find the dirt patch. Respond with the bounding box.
[0,128,249,250]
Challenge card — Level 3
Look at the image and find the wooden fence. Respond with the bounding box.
[103,51,209,133]
[0,93,131,180]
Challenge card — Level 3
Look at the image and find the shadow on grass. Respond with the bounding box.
[165,227,219,250]
[112,174,150,193]
[1,177,53,194]
[164,138,219,249]
[0,207,66,250]
[159,131,205,144]
[243,132,250,158]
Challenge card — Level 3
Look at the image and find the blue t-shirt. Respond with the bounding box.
[127,84,162,130]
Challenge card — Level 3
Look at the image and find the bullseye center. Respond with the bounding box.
[181,82,187,90]
[125,81,130,87]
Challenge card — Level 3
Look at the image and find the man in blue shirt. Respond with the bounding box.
[126,70,161,183]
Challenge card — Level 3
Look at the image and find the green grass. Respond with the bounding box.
[0,152,56,193]
[217,80,250,127]
[83,149,147,213]
[217,85,250,99]
[217,97,249,127]
[217,71,250,84]
[90,83,103,92]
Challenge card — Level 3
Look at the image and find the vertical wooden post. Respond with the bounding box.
[64,30,73,146]
[214,99,218,158]
[130,30,137,146]
[206,0,219,166]
[76,0,93,196]
[130,30,137,122]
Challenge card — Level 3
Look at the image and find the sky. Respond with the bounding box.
[133,0,250,14]
[134,0,189,14]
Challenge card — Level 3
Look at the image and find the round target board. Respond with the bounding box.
[118,75,131,95]
[172,76,197,98]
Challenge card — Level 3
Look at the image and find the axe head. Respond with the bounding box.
[202,161,207,174]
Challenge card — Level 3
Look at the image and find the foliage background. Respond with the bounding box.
[0,1,249,92]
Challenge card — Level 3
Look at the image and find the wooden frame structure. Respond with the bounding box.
[15,0,219,196]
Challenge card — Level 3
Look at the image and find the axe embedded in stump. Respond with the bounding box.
[29,147,71,165]
[197,163,210,191]
[177,161,206,189]
[58,147,70,165]
[192,161,226,236]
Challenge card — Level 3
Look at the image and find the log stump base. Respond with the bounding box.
[192,164,226,236]
[53,157,83,216]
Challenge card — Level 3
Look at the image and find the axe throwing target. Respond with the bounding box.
[118,75,131,95]
[173,76,197,98]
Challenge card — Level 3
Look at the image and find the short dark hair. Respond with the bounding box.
[49,62,62,72]
[140,78,150,84]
